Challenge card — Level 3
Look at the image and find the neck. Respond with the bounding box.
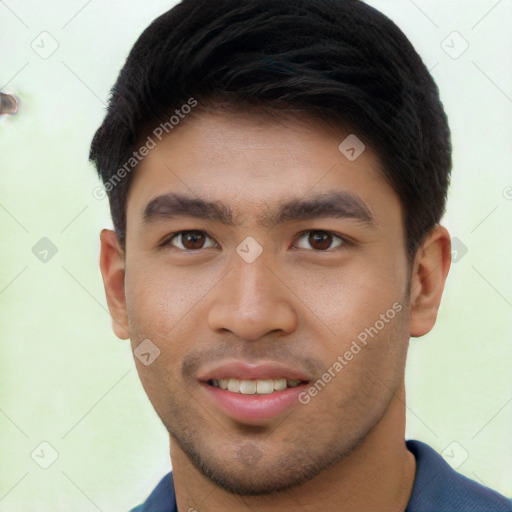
[171,383,416,512]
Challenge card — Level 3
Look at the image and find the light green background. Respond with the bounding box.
[1,1,511,510]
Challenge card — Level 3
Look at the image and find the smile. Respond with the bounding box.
[208,378,303,395]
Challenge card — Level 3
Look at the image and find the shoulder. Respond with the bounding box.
[406,440,511,512]
[128,471,176,512]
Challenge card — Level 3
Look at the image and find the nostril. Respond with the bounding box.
[0,91,19,116]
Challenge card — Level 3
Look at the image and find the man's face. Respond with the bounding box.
[122,112,412,494]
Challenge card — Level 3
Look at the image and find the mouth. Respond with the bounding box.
[206,377,306,395]
[198,361,311,423]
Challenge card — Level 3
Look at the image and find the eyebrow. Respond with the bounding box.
[142,191,375,230]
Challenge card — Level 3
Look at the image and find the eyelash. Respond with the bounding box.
[158,230,353,252]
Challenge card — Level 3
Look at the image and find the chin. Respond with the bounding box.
[195,460,322,496]
[172,432,352,496]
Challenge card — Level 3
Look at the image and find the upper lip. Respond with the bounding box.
[197,360,310,382]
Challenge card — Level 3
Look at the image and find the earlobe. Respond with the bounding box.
[408,225,451,338]
[99,229,130,340]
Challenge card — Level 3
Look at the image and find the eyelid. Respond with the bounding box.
[293,230,351,250]
[159,230,220,250]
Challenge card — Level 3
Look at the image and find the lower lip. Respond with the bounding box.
[201,383,308,424]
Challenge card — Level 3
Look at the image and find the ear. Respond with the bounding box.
[99,229,130,340]
[408,225,451,338]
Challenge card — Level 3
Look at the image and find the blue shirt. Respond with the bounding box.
[130,440,511,511]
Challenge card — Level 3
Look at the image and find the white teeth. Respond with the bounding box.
[210,377,303,394]
[274,378,287,391]
[239,379,257,394]
[227,378,240,393]
[256,379,274,394]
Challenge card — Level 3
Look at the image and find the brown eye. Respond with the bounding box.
[166,231,217,251]
[295,230,344,251]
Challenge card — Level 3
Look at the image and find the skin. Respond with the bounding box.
[99,111,451,511]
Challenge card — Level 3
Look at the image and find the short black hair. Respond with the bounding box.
[89,0,451,259]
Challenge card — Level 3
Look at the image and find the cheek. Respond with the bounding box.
[124,261,220,354]
[325,316,409,425]
[283,259,405,342]
[288,263,409,398]
[123,264,224,425]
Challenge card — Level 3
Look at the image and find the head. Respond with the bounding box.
[92,0,452,496]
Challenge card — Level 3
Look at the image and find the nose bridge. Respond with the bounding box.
[208,246,298,340]
[230,248,277,316]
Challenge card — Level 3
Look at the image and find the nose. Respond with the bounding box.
[208,253,298,341]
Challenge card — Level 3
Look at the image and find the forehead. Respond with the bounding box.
[126,112,398,224]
